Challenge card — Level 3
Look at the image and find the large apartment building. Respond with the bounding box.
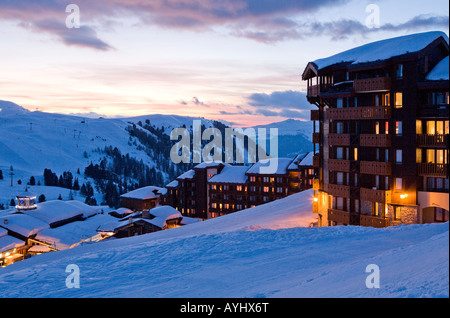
[163,153,315,219]
[302,31,449,228]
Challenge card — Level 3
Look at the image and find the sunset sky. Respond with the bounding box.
[1,0,448,126]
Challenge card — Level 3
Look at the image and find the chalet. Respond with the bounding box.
[302,31,449,227]
[0,228,26,267]
[98,205,183,238]
[120,186,164,211]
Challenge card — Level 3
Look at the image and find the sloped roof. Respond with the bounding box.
[120,186,162,200]
[426,56,449,81]
[208,165,249,184]
[177,169,195,180]
[309,31,448,73]
[246,158,293,175]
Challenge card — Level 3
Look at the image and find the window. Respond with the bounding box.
[416,120,422,134]
[435,208,449,222]
[263,186,270,193]
[395,150,403,164]
[396,64,403,79]
[393,206,402,221]
[337,98,343,108]
[276,187,283,193]
[395,92,403,108]
[383,93,390,106]
[375,121,380,134]
[416,148,422,163]
[395,178,403,191]
[250,176,256,182]
[270,177,275,183]
[263,177,269,183]
[336,122,344,134]
[337,172,344,185]
[395,121,402,135]
[336,147,344,159]
[236,185,242,191]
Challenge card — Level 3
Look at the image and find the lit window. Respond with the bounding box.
[395,92,403,108]
[395,178,403,191]
[395,121,402,135]
[236,185,242,191]
[263,186,269,192]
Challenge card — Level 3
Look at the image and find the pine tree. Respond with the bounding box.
[10,199,15,206]
[29,176,36,186]
[38,194,46,203]
[57,194,62,200]
[0,169,3,180]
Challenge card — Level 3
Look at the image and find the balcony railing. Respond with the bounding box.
[328,159,351,172]
[360,161,392,175]
[360,214,390,228]
[310,109,320,121]
[328,209,350,225]
[326,106,391,121]
[313,154,321,168]
[417,163,448,177]
[360,134,392,147]
[328,133,351,146]
[354,77,391,93]
[313,178,320,191]
[308,84,320,97]
[360,188,391,203]
[417,134,447,148]
[313,132,321,144]
[325,183,351,198]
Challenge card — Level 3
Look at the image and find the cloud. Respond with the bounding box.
[31,19,114,51]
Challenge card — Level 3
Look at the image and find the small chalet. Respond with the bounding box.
[120,186,164,211]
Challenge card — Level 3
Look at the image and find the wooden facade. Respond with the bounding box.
[303,32,449,227]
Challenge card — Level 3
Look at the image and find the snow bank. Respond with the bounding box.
[0,214,49,238]
[0,189,447,298]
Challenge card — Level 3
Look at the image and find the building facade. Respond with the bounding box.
[302,31,449,227]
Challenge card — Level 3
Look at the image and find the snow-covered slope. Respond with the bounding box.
[0,189,447,298]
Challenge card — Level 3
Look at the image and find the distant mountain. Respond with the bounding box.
[0,100,313,206]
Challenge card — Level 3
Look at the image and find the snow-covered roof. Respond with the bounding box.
[0,235,25,253]
[0,214,50,238]
[120,186,162,200]
[35,214,116,250]
[180,216,202,225]
[166,180,179,188]
[287,153,306,170]
[298,152,314,167]
[312,31,449,71]
[426,56,449,81]
[22,200,84,225]
[246,158,293,175]
[177,169,196,180]
[65,200,102,218]
[208,166,249,184]
[150,206,182,221]
[194,162,228,169]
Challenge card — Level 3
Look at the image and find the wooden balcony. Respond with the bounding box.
[417,134,447,148]
[360,214,390,228]
[326,106,391,121]
[313,178,320,191]
[313,132,321,144]
[308,84,320,97]
[417,163,448,177]
[328,133,351,146]
[360,188,391,203]
[328,209,350,225]
[313,154,321,168]
[328,159,351,172]
[354,77,391,93]
[360,134,392,147]
[325,183,351,198]
[310,109,320,121]
[360,161,392,175]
